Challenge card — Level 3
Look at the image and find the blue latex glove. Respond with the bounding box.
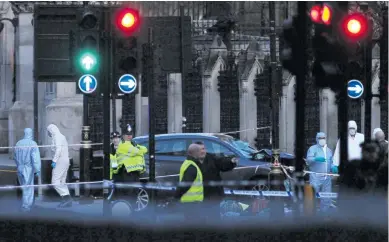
[51,162,56,169]
[331,165,338,174]
[314,157,326,162]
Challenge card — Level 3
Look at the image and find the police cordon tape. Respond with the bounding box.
[0,179,338,198]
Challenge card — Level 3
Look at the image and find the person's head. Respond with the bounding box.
[348,120,358,136]
[316,132,326,147]
[47,124,60,138]
[187,144,201,159]
[24,128,33,140]
[194,141,207,159]
[122,124,133,141]
[111,131,121,146]
[373,128,385,141]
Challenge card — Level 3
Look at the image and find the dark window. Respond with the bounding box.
[137,139,188,156]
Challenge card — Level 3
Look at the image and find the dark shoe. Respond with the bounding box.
[58,195,73,208]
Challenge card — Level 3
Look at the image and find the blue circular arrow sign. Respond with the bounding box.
[347,79,364,99]
[78,74,97,94]
[118,74,137,94]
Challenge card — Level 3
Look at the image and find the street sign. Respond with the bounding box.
[347,79,364,99]
[78,74,97,94]
[118,74,137,94]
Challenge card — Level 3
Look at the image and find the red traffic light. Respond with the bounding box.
[341,13,369,40]
[115,8,140,35]
[309,4,332,25]
[310,5,322,23]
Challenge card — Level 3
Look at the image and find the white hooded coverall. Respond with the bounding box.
[47,124,70,197]
[333,120,365,166]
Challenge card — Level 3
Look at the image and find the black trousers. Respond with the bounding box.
[113,168,140,203]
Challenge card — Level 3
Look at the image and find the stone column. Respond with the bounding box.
[320,89,329,134]
[0,3,15,152]
[239,81,249,141]
[326,90,338,149]
[204,71,221,133]
[8,13,34,154]
[167,73,183,133]
[45,83,83,166]
[202,76,212,132]
[279,85,288,152]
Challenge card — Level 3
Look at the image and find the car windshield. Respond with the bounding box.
[216,135,259,158]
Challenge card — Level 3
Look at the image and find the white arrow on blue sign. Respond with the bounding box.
[347,79,364,99]
[78,74,97,94]
[118,74,137,94]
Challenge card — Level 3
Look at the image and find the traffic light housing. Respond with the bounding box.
[114,35,139,95]
[281,16,301,76]
[76,8,101,74]
[75,8,102,95]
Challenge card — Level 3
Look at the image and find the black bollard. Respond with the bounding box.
[80,126,92,199]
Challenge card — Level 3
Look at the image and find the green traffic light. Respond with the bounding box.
[76,51,99,73]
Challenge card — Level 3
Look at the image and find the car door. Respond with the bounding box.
[136,138,190,182]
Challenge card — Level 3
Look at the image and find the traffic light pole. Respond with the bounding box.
[147,28,156,210]
[338,2,349,176]
[293,2,308,216]
[362,3,373,139]
[268,1,284,219]
[102,8,112,217]
[180,5,186,133]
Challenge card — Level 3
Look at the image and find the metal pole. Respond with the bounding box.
[147,28,156,206]
[110,20,116,132]
[180,5,186,133]
[362,3,372,139]
[268,1,284,219]
[294,2,308,216]
[338,2,349,176]
[380,6,388,133]
[102,8,111,217]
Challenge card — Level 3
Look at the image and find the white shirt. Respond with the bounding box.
[333,133,365,166]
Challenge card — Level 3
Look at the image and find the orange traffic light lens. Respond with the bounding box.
[321,5,332,25]
[347,19,362,34]
[121,13,135,28]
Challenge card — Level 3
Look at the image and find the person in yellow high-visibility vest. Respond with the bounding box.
[175,143,205,221]
[110,131,121,180]
[114,124,148,202]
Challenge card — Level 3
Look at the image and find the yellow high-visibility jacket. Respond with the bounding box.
[116,141,148,173]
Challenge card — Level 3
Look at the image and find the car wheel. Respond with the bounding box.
[111,200,133,217]
[134,188,149,211]
[249,176,270,201]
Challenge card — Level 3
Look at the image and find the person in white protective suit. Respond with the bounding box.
[333,120,365,167]
[14,128,41,212]
[47,124,72,208]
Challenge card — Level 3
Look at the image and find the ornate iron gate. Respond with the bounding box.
[88,96,103,147]
[184,60,203,133]
[121,96,136,135]
[254,58,271,149]
[218,53,240,137]
[304,76,321,149]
